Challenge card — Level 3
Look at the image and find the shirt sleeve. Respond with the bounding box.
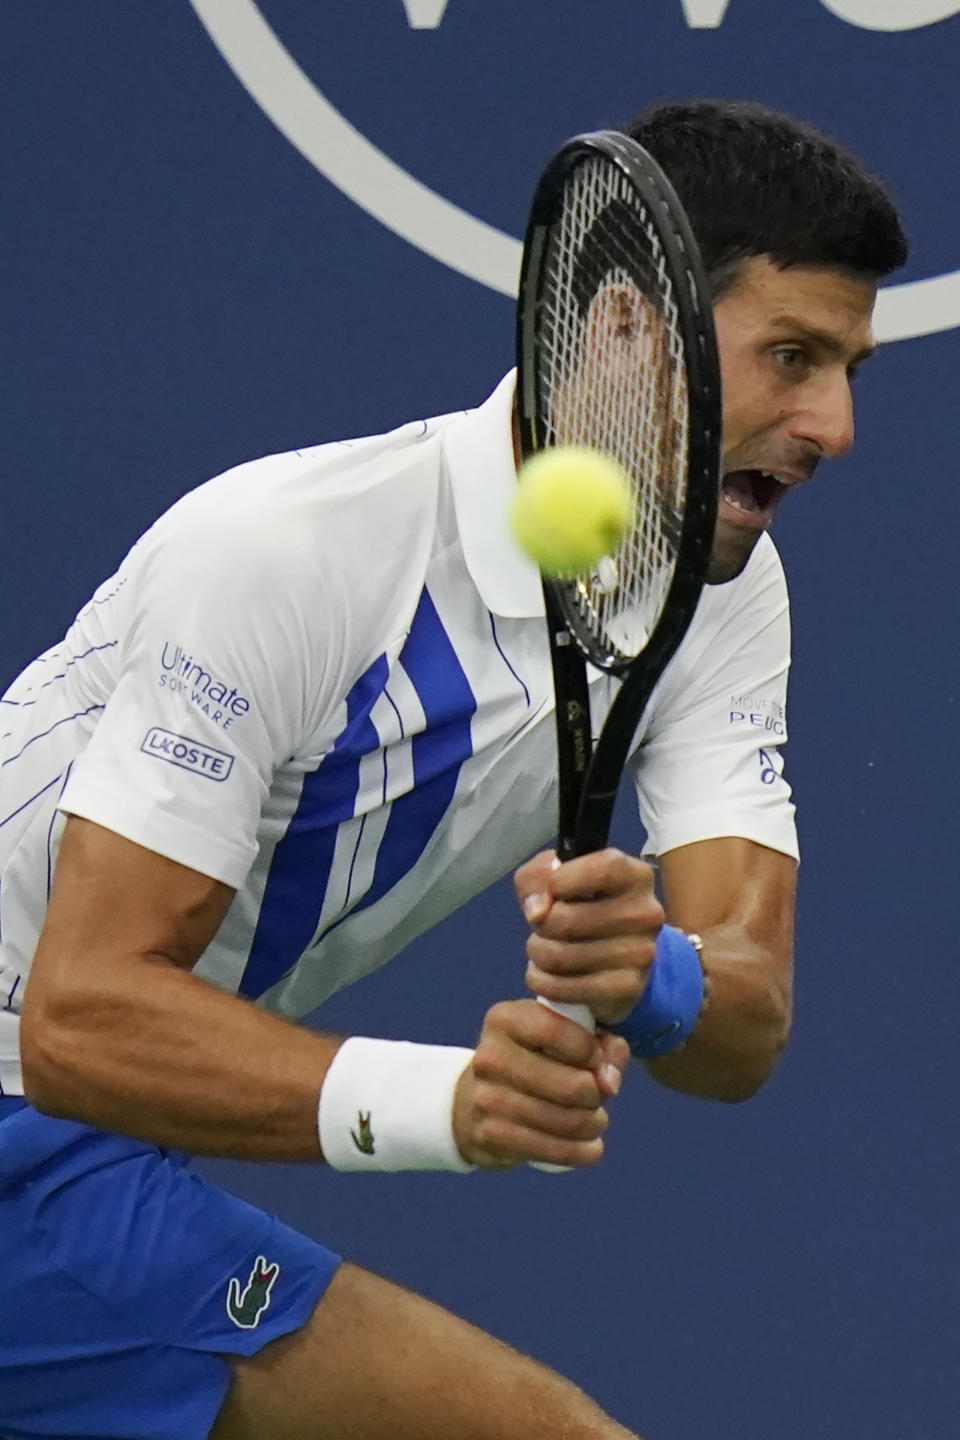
[57,493,327,889]
[628,538,799,862]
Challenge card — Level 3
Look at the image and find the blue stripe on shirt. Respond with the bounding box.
[238,654,388,999]
[322,588,476,933]
[238,588,476,1000]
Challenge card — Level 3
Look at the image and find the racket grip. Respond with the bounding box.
[530,998,595,1173]
[535,997,595,1031]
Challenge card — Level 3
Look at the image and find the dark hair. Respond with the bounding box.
[623,99,908,296]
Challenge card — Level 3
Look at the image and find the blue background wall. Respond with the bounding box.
[5,4,960,1435]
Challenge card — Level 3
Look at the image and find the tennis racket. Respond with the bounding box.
[515,130,722,1053]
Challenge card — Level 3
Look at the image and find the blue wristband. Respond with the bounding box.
[607,925,705,1058]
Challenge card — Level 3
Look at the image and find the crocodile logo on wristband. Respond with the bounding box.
[351,1110,376,1155]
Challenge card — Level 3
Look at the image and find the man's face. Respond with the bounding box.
[709,256,878,584]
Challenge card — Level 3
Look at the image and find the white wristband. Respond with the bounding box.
[317,1037,476,1172]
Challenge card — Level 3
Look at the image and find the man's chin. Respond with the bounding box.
[704,522,762,585]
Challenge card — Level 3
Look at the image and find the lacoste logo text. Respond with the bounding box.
[226,1255,280,1329]
[141,727,234,781]
[351,1110,375,1155]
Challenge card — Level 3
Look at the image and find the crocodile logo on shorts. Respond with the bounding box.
[351,1109,375,1155]
[226,1255,280,1329]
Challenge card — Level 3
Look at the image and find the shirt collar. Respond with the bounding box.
[442,370,545,619]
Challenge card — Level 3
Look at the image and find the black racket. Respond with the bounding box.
[516,130,721,1039]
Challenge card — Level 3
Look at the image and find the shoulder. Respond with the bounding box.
[693,535,789,644]
[154,424,444,573]
[650,536,791,720]
[94,418,464,748]
[129,421,450,643]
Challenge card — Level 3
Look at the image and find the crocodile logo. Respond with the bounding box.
[226,1255,280,1329]
[351,1110,376,1155]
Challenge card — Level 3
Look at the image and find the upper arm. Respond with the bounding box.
[630,539,798,866]
[21,816,338,1156]
[23,815,235,1035]
[47,473,355,909]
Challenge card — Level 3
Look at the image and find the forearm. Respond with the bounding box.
[22,956,339,1161]
[643,919,792,1101]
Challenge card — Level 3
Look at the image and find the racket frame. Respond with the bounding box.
[515,130,722,860]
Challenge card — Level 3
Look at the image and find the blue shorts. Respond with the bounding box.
[0,1097,341,1440]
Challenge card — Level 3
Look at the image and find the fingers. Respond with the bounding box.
[515,850,665,1024]
[516,846,653,901]
[515,849,663,936]
[596,1031,631,1098]
[526,933,655,980]
[531,890,663,944]
[452,1000,628,1171]
[514,850,559,926]
[481,1000,603,1096]
[526,953,650,1021]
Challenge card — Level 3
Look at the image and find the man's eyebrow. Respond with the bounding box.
[770,315,878,366]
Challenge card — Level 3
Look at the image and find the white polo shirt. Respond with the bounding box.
[0,372,796,1095]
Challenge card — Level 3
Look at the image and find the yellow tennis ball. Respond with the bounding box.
[510,446,633,575]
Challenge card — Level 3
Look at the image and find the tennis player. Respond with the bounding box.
[0,101,906,1440]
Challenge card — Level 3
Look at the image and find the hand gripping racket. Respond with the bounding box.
[515,131,721,1079]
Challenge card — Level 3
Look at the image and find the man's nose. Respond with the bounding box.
[791,370,855,460]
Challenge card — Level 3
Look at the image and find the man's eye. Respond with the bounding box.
[772,346,807,370]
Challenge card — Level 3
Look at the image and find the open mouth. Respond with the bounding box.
[720,469,789,526]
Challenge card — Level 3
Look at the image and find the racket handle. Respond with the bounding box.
[530,998,596,1173]
[536,997,595,1031]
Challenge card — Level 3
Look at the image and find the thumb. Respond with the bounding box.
[513,849,558,924]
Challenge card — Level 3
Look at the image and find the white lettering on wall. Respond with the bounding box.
[403,0,960,30]
[821,0,960,30]
[681,0,733,27]
[401,0,452,27]
[191,0,960,339]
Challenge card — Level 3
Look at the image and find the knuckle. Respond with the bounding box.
[484,999,517,1034]
[545,904,576,942]
[471,1047,506,1086]
[530,934,569,969]
[513,853,538,887]
[525,933,549,967]
[548,1020,593,1063]
[535,1004,570,1046]
[603,849,634,888]
[475,1112,512,1149]
[469,1076,496,1111]
[606,847,631,877]
[629,932,657,964]
[610,969,645,1002]
[646,898,666,931]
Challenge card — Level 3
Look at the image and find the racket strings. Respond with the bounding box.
[538,158,690,664]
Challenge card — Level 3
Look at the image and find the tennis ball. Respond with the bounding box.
[510,446,633,576]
